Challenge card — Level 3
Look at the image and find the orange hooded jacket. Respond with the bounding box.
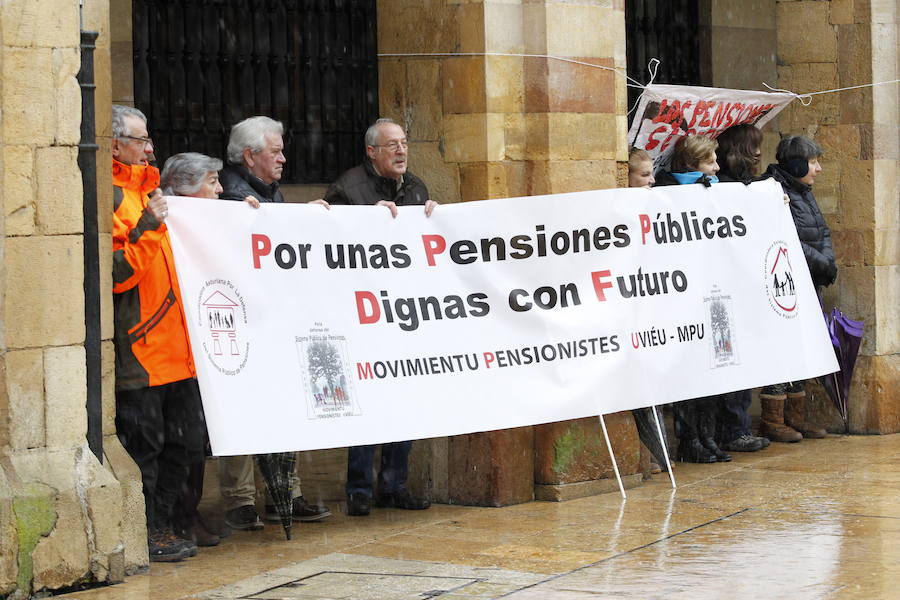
[112,159,195,390]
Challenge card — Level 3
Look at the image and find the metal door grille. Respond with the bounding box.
[625,0,701,123]
[132,0,378,183]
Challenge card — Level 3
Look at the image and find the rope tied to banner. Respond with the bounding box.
[378,51,900,108]
[378,52,650,89]
[762,79,900,106]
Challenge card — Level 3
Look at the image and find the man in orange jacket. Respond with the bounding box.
[112,105,204,563]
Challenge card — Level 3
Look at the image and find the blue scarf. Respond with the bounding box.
[672,171,719,185]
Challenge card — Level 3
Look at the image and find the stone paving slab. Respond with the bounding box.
[193,553,545,600]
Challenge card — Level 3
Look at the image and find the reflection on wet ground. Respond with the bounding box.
[63,434,900,599]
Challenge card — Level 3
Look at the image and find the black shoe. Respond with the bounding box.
[148,528,191,563]
[676,438,717,463]
[265,496,332,522]
[373,488,431,510]
[700,437,732,462]
[721,434,764,452]
[177,522,220,547]
[224,505,264,531]
[347,492,371,516]
[756,435,771,449]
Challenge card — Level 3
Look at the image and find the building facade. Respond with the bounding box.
[0,0,896,595]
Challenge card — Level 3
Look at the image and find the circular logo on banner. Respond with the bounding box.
[196,279,250,375]
[764,241,798,319]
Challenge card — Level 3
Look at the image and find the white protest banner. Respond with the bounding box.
[627,84,795,170]
[166,179,837,456]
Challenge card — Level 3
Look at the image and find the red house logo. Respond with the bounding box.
[203,290,241,356]
[765,242,798,318]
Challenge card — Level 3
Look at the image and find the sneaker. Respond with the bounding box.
[346,492,371,516]
[721,434,764,452]
[265,496,332,522]
[224,505,264,531]
[755,435,771,449]
[148,528,191,563]
[373,488,430,510]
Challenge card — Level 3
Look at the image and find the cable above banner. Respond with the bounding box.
[166,180,837,456]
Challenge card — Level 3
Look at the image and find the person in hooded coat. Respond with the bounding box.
[757,136,835,442]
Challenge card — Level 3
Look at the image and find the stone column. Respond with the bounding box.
[0,1,142,596]
[776,0,899,433]
[378,0,638,506]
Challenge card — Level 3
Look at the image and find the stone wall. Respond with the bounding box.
[378,0,629,204]
[776,0,899,433]
[0,0,142,597]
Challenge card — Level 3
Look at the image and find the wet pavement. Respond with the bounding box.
[62,434,900,599]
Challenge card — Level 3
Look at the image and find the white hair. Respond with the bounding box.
[112,104,147,138]
[364,118,398,148]
[160,152,223,196]
[226,116,284,165]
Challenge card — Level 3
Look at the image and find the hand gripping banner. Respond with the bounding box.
[165,179,837,456]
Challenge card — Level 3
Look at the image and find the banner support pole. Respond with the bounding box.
[650,405,676,489]
[598,413,626,500]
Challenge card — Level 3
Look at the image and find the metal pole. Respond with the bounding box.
[78,28,102,462]
[650,405,676,488]
[598,414,626,500]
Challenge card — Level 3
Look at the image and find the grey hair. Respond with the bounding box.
[160,152,223,196]
[776,135,823,164]
[364,118,398,148]
[112,105,148,138]
[226,116,284,164]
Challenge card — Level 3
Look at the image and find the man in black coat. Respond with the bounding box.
[219,116,286,206]
[324,118,434,516]
[324,118,436,217]
[217,115,332,528]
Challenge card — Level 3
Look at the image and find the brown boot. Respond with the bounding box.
[784,386,826,439]
[759,392,802,443]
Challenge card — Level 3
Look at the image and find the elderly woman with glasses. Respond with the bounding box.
[156,152,223,549]
[161,152,224,199]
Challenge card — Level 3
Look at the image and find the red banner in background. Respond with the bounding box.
[628,84,794,170]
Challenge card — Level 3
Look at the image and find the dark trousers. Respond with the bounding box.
[116,378,206,530]
[717,389,752,444]
[673,396,719,440]
[346,441,412,497]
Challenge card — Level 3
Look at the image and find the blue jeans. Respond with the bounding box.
[346,441,412,497]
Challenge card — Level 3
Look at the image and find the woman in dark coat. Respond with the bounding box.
[757,136,835,442]
[712,125,772,453]
[653,135,730,464]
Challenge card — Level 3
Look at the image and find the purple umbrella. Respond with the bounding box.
[820,308,864,432]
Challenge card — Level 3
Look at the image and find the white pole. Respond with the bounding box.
[598,413,626,500]
[650,405,676,488]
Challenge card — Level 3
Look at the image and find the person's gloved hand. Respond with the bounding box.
[824,261,838,286]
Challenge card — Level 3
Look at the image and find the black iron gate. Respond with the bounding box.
[625,0,701,124]
[132,0,378,184]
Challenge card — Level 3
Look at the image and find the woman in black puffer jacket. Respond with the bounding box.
[758,135,836,442]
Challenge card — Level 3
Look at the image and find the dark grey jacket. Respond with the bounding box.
[219,164,284,204]
[764,163,837,287]
[324,161,429,206]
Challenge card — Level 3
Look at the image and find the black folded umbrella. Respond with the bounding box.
[254,452,296,540]
[820,308,864,433]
